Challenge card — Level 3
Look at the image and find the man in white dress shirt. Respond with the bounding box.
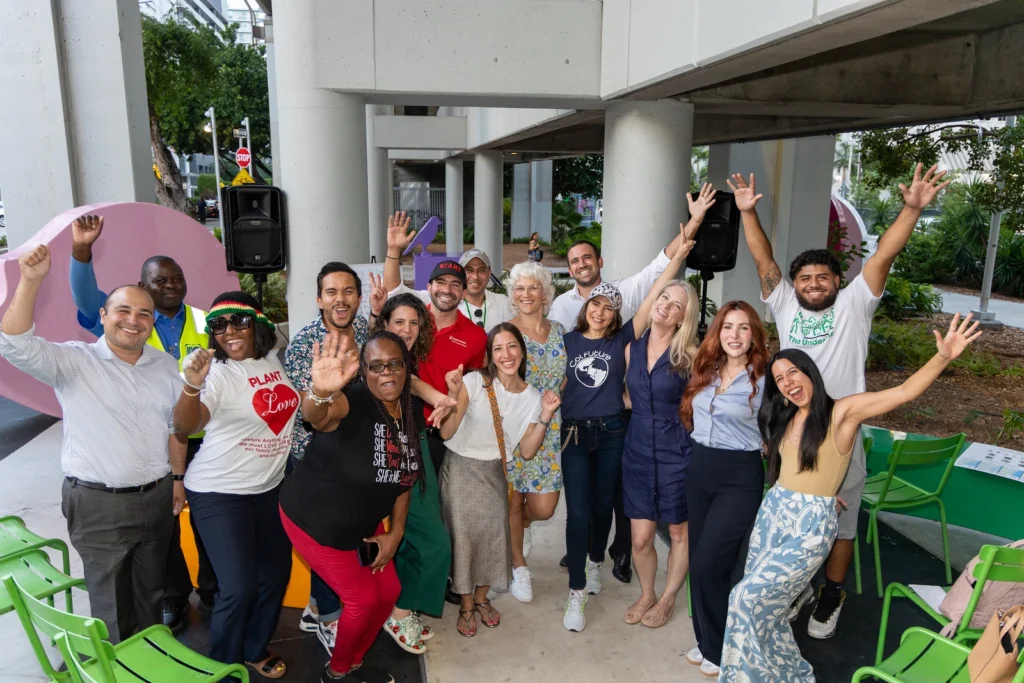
[0,245,186,643]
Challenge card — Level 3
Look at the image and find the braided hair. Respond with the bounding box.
[360,330,425,491]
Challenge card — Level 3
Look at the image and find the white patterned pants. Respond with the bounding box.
[719,485,839,682]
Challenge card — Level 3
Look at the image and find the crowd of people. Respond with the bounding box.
[0,163,980,683]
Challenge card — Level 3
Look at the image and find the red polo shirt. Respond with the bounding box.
[419,307,487,411]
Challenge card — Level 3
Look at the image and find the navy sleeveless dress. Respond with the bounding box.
[622,330,692,524]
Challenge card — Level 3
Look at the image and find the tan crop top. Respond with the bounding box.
[777,411,854,497]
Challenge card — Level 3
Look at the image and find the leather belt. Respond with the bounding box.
[66,476,164,494]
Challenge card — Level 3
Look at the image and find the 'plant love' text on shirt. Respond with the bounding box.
[249,370,284,387]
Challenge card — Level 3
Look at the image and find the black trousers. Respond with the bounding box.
[165,439,218,606]
[426,429,447,477]
[687,442,764,666]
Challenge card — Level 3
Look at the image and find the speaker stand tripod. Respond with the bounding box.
[252,273,267,310]
[696,269,714,342]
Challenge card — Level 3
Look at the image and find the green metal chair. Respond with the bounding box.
[875,544,1024,664]
[852,625,1024,682]
[0,515,72,576]
[858,433,966,597]
[0,549,83,617]
[851,436,875,596]
[3,575,249,683]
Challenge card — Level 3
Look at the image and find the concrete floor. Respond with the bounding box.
[936,288,1024,329]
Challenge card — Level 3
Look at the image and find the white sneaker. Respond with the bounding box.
[585,559,602,595]
[787,584,815,622]
[510,566,534,603]
[685,647,704,665]
[563,589,587,632]
[700,660,721,677]
[522,526,533,559]
[316,619,337,655]
[299,603,319,633]
[807,587,846,639]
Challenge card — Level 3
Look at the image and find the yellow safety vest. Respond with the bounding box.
[148,305,208,439]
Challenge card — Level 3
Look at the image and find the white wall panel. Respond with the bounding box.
[626,0,696,89]
[694,0,816,63]
[600,0,631,97]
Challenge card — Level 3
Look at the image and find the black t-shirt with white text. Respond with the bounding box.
[279,383,424,551]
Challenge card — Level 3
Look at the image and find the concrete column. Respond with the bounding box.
[276,0,369,331]
[0,0,154,248]
[473,151,504,273]
[265,17,281,185]
[367,104,393,262]
[601,101,693,280]
[704,136,835,315]
[530,159,553,242]
[511,163,532,239]
[445,158,465,255]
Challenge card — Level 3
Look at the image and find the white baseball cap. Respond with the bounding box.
[459,249,492,270]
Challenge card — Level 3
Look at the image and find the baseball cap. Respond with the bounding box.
[586,282,623,311]
[459,248,491,270]
[428,260,468,287]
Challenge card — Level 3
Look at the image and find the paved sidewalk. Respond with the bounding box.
[936,288,1024,329]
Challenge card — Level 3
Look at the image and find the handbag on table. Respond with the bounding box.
[968,605,1024,683]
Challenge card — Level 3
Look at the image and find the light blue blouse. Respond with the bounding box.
[690,368,765,451]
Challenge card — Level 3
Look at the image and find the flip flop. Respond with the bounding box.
[246,653,286,679]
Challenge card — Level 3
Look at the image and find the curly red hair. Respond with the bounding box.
[679,301,769,431]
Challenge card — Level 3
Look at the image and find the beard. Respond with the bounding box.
[322,307,353,330]
[573,269,599,288]
[796,289,838,312]
[430,294,459,313]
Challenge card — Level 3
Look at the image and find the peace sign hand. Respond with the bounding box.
[726,173,764,212]
[368,272,387,317]
[686,182,717,225]
[934,312,982,361]
[311,332,359,397]
[900,163,951,211]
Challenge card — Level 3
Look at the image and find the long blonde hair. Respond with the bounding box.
[647,279,700,373]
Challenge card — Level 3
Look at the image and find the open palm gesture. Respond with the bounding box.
[686,182,717,225]
[726,173,764,212]
[386,211,416,253]
[934,313,982,361]
[311,332,359,396]
[900,163,951,210]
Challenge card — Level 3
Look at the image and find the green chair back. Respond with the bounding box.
[877,433,966,500]
[955,544,1024,636]
[55,631,119,683]
[2,575,117,683]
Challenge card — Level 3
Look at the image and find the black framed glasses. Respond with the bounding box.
[364,359,406,375]
[208,313,253,335]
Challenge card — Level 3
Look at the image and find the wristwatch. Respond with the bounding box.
[171,474,185,482]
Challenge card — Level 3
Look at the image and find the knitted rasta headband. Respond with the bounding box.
[205,291,275,332]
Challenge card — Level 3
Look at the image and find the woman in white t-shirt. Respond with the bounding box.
[438,322,561,638]
[172,291,296,680]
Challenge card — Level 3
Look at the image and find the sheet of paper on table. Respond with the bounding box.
[908,584,949,612]
[954,442,1024,483]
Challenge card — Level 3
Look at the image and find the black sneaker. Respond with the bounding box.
[161,598,186,633]
[321,665,358,682]
[352,663,394,683]
[444,578,460,605]
[807,585,846,639]
[559,553,568,568]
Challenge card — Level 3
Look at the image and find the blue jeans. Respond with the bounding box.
[288,454,341,621]
[561,414,627,591]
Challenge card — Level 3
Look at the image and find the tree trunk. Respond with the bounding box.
[148,105,191,214]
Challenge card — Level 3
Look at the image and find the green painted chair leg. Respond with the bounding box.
[937,500,952,586]
[686,576,692,618]
[853,535,862,596]
[872,514,884,598]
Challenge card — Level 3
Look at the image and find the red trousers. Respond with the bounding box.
[279,508,400,673]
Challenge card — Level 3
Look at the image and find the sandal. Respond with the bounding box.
[475,600,501,628]
[457,609,477,637]
[641,601,675,628]
[624,594,658,625]
[246,652,287,679]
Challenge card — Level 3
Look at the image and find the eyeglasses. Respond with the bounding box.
[364,359,406,374]
[208,314,253,335]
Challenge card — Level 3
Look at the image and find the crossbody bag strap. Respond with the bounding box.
[483,380,508,468]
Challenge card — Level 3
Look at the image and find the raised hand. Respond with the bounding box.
[686,182,717,225]
[368,272,387,317]
[183,348,214,387]
[540,389,561,418]
[71,215,104,246]
[726,173,764,212]
[445,364,464,396]
[386,211,416,253]
[18,245,51,282]
[934,312,982,361]
[426,395,457,425]
[900,163,951,211]
[311,332,359,396]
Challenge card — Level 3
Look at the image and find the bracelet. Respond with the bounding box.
[308,389,334,406]
[184,379,206,391]
[540,417,552,427]
[182,386,200,397]
[386,254,401,260]
[171,474,185,481]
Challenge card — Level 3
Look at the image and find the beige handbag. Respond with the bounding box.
[968,605,1024,683]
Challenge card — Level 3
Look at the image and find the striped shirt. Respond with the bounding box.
[0,325,182,487]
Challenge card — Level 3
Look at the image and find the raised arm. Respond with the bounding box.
[517,391,561,460]
[301,332,359,432]
[862,163,950,296]
[384,211,416,292]
[834,314,980,451]
[438,366,469,440]
[68,216,108,333]
[173,349,213,435]
[633,221,698,339]
[727,173,781,298]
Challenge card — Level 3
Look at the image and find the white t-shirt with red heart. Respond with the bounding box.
[185,355,299,495]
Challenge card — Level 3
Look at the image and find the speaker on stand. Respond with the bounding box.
[685,191,741,341]
[221,185,287,308]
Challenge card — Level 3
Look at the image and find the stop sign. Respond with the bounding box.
[235,147,251,169]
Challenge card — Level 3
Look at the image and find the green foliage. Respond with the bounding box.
[877,276,941,321]
[0,236,7,249]
[994,228,1024,297]
[955,351,1002,378]
[856,124,993,193]
[551,199,584,248]
[893,224,944,283]
[503,197,512,226]
[212,226,223,242]
[867,319,936,371]
[239,273,288,323]
[553,156,603,199]
[863,195,900,235]
[196,173,217,198]
[690,147,709,194]
[685,272,718,319]
[996,409,1024,444]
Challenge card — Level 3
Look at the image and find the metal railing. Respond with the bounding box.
[393,187,446,234]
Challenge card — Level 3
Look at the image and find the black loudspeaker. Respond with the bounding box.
[685,190,740,273]
[222,186,287,273]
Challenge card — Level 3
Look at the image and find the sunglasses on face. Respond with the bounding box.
[364,359,406,375]
[208,314,253,335]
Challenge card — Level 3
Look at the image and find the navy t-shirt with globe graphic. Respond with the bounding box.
[562,319,635,421]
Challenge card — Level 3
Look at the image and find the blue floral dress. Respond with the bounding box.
[508,321,566,493]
